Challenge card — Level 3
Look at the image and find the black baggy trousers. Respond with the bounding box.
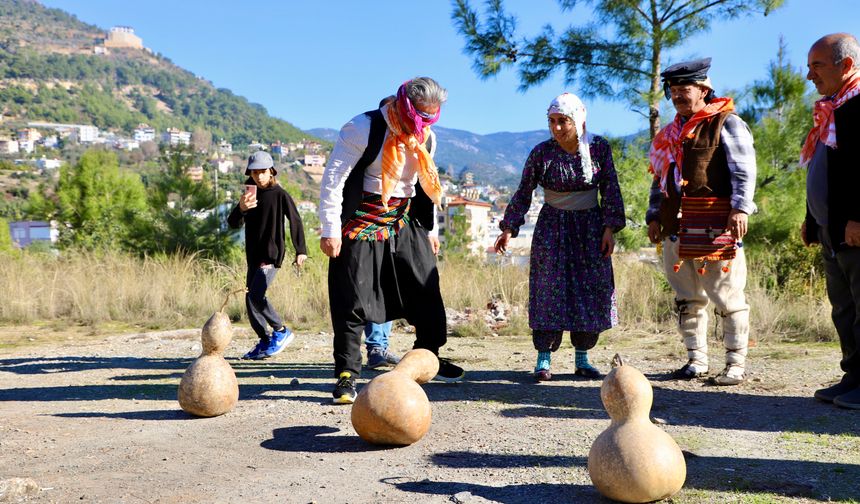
[328,219,447,378]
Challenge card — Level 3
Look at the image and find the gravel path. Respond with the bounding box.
[1,324,858,503]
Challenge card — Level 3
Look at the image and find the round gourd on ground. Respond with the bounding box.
[351,348,439,445]
[588,355,686,503]
[178,294,241,418]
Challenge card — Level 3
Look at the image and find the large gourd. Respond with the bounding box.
[178,293,241,417]
[351,349,439,445]
[588,355,686,503]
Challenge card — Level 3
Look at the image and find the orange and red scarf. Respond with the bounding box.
[649,97,735,194]
[379,87,443,209]
[799,71,860,167]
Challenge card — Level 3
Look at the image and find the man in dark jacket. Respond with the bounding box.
[802,33,860,410]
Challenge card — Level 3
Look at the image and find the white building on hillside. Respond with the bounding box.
[162,127,191,146]
[134,124,156,142]
[440,195,493,256]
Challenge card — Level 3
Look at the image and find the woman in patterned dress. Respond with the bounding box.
[494,93,626,381]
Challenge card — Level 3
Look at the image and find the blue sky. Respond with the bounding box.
[40,0,860,136]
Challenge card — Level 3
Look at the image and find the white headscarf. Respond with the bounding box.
[547,92,595,184]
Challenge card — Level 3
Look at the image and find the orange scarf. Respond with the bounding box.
[799,71,860,167]
[380,105,443,209]
[649,97,735,194]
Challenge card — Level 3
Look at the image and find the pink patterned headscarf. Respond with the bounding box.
[396,81,440,144]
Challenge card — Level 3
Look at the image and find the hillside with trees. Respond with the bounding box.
[0,0,313,146]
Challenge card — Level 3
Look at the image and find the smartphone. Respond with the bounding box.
[245,184,257,198]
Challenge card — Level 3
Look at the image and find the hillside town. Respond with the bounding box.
[3,114,541,260]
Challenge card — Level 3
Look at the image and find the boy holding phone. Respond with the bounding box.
[227,151,308,359]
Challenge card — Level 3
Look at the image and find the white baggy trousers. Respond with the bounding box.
[661,238,750,370]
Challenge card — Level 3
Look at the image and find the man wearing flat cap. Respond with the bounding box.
[801,33,860,410]
[646,57,757,386]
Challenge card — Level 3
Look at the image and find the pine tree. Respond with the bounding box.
[452,0,784,138]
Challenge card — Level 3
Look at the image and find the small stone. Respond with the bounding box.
[0,478,40,500]
[651,417,668,425]
[451,491,473,503]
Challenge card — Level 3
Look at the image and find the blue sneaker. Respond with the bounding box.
[266,327,294,357]
[241,339,270,360]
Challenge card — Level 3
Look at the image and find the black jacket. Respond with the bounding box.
[805,93,860,251]
[227,181,307,268]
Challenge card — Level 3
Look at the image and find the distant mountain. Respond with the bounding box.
[0,0,318,146]
[307,125,550,187]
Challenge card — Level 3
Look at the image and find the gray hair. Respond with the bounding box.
[405,77,448,107]
[832,34,860,67]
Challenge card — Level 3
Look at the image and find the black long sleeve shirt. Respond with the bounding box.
[227,182,307,268]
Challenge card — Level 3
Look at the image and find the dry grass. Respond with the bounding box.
[0,249,837,343]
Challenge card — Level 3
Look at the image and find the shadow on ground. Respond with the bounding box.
[260,425,385,453]
[386,478,599,504]
[2,358,858,435]
[424,450,860,502]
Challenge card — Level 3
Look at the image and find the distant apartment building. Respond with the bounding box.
[17,139,34,154]
[27,122,99,144]
[162,127,191,146]
[9,221,58,248]
[304,154,326,166]
[270,141,287,156]
[0,138,19,154]
[72,125,99,143]
[248,141,265,152]
[217,139,232,155]
[134,124,156,142]
[305,141,322,153]
[115,139,140,151]
[104,26,143,49]
[41,136,59,149]
[17,128,42,143]
[186,165,204,182]
[35,158,62,170]
[210,157,234,174]
[297,200,317,214]
[440,196,493,256]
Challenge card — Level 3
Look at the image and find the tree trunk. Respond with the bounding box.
[649,0,662,140]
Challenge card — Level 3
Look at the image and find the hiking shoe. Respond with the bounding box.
[434,358,465,383]
[332,372,357,404]
[710,365,745,386]
[833,387,860,410]
[266,327,294,357]
[366,347,401,369]
[815,379,858,403]
[670,362,708,380]
[574,365,603,380]
[241,339,270,360]
[534,368,552,382]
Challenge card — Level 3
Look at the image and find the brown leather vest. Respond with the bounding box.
[658,111,733,236]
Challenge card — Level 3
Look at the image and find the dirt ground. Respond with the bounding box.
[1,321,858,504]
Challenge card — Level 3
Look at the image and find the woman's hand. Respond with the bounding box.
[239,190,257,212]
[295,254,307,268]
[494,230,512,254]
[601,227,615,258]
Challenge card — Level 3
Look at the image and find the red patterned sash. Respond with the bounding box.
[342,192,411,241]
[678,197,736,262]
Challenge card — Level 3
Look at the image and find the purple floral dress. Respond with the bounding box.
[500,136,626,333]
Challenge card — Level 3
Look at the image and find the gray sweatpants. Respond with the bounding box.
[246,265,284,342]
